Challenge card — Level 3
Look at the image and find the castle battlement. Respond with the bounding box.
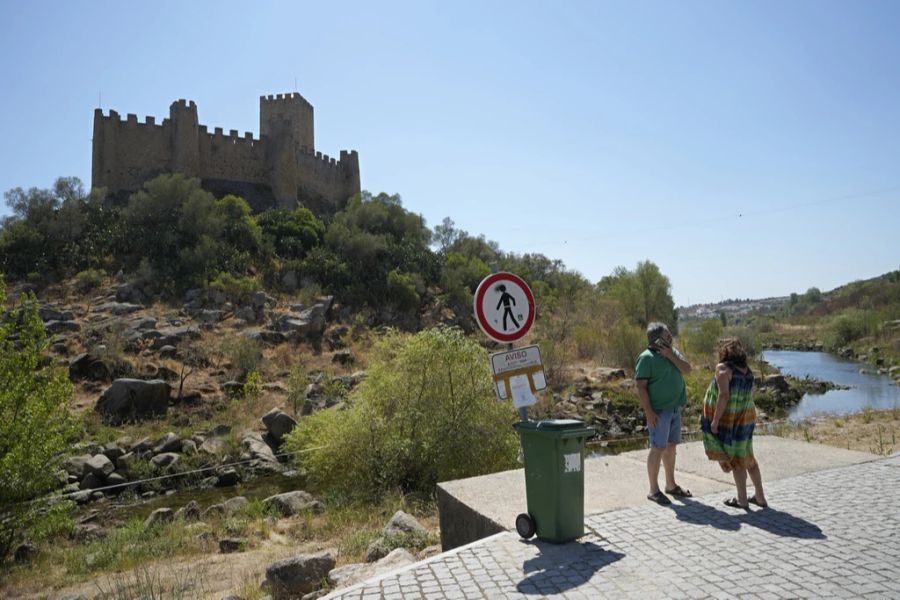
[92,93,360,213]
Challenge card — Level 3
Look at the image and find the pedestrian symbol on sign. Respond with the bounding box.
[495,284,521,331]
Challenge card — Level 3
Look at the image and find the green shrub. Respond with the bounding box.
[73,268,106,292]
[287,363,309,416]
[220,336,263,377]
[208,271,258,304]
[0,280,77,561]
[682,318,724,358]
[284,327,519,499]
[823,309,878,349]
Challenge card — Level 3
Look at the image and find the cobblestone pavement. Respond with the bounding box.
[326,455,900,599]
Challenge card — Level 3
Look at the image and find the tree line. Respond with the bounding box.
[0,174,679,357]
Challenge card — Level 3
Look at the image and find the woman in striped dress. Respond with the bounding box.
[701,338,768,509]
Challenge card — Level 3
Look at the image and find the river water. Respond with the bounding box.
[760,350,900,421]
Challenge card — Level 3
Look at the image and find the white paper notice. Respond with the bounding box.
[510,374,537,408]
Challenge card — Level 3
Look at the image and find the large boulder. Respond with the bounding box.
[39,306,74,322]
[262,491,322,517]
[153,432,183,454]
[144,508,174,528]
[92,302,142,316]
[150,452,180,469]
[762,374,790,394]
[383,510,427,536]
[262,409,297,443]
[63,454,92,477]
[83,454,115,478]
[95,379,171,424]
[44,320,81,334]
[241,431,279,465]
[265,552,335,599]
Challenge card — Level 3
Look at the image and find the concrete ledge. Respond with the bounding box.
[437,475,509,551]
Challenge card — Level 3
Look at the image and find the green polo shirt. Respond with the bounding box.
[635,347,687,411]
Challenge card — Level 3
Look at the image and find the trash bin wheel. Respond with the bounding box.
[515,513,536,539]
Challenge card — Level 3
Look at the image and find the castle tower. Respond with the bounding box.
[260,93,314,206]
[259,93,314,150]
[169,99,200,176]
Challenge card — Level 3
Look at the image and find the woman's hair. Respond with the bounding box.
[717,337,748,368]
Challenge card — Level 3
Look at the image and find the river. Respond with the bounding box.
[760,350,900,421]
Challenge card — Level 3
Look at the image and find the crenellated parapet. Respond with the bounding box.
[91,93,360,212]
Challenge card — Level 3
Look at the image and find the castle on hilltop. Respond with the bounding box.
[91,93,360,213]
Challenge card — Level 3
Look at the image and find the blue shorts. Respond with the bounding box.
[648,408,683,449]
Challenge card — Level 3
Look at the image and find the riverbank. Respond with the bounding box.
[768,407,898,456]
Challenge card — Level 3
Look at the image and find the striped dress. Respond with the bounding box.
[700,362,757,472]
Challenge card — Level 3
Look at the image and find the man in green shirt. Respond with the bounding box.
[635,322,693,505]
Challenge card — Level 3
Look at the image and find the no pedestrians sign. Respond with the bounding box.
[473,272,535,343]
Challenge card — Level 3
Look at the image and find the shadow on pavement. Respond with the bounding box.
[740,507,826,539]
[668,498,740,531]
[667,498,826,539]
[516,540,624,595]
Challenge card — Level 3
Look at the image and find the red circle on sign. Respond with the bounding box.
[473,272,536,342]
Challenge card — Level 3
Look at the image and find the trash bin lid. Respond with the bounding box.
[515,419,587,431]
[537,419,586,430]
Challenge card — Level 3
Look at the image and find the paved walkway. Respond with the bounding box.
[326,454,900,599]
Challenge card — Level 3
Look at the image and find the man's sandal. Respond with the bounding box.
[647,491,672,506]
[724,497,750,510]
[665,485,692,498]
[748,496,769,508]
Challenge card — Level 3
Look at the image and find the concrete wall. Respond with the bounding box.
[436,483,507,551]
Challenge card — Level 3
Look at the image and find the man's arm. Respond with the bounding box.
[660,346,692,374]
[636,379,658,427]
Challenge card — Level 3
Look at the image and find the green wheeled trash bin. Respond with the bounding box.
[513,419,595,543]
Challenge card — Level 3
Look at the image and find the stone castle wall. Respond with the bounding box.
[91,93,360,212]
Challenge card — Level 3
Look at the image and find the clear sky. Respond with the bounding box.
[1,0,898,306]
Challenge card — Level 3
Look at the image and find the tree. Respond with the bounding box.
[598,261,677,332]
[284,327,519,499]
[433,217,465,252]
[0,176,115,281]
[0,278,76,560]
[321,192,438,309]
[118,174,258,290]
[257,206,325,259]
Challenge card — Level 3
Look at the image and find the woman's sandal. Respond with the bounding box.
[748,496,769,508]
[665,485,692,498]
[724,497,750,510]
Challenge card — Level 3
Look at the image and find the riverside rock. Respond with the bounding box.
[153,432,183,454]
[265,551,336,599]
[144,508,174,528]
[262,408,297,443]
[83,454,115,478]
[263,491,321,517]
[383,510,427,536]
[96,379,171,424]
[151,452,180,469]
[241,431,280,465]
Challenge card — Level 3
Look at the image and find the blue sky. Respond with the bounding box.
[1,0,898,306]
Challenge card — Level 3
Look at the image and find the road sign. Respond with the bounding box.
[490,344,546,404]
[473,272,535,342]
